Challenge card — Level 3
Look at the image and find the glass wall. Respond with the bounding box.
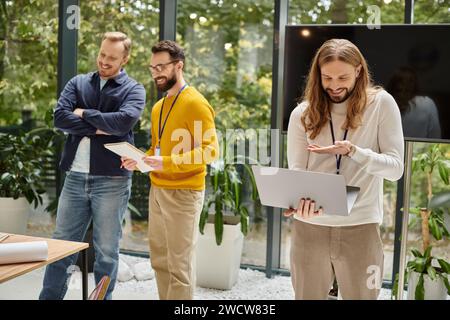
[1,0,448,281]
[403,0,450,293]
[289,0,404,24]
[77,0,160,253]
[0,0,58,126]
[177,0,274,267]
[78,0,160,120]
[406,143,450,264]
[414,0,450,23]
[0,0,59,238]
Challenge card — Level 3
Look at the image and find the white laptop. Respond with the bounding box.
[252,166,360,216]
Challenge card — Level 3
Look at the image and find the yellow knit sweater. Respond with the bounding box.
[146,86,219,190]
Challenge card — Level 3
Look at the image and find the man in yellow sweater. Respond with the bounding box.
[122,40,218,299]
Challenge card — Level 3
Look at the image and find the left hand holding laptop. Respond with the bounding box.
[283,197,324,219]
[285,140,353,219]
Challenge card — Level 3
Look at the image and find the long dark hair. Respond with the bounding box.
[300,39,380,139]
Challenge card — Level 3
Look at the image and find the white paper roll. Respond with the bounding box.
[0,241,48,265]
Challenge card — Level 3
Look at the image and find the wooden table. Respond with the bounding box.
[0,234,89,299]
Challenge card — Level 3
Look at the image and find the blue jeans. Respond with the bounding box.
[39,171,131,300]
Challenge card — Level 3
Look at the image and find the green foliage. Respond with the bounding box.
[409,144,450,241]
[176,1,272,244]
[0,127,57,208]
[405,247,450,299]
[1,0,447,130]
[289,0,405,24]
[391,272,400,298]
[78,0,160,130]
[177,0,273,132]
[399,143,450,299]
[0,0,58,125]
[0,0,160,127]
[412,144,450,184]
[199,149,259,246]
[1,0,448,248]
[393,246,450,300]
[410,144,450,223]
[414,0,450,24]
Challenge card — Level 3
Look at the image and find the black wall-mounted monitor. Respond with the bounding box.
[283,24,450,143]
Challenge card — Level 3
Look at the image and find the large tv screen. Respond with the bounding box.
[283,24,450,143]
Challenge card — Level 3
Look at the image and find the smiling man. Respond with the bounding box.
[122,40,218,300]
[321,60,361,104]
[39,32,145,300]
[285,39,404,299]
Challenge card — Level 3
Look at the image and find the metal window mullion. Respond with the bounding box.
[266,0,288,278]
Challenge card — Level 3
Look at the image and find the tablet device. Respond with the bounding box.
[104,142,154,173]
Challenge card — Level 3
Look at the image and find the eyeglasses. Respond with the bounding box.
[148,60,179,73]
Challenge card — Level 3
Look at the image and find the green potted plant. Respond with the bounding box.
[0,128,55,234]
[199,159,258,245]
[394,144,450,299]
[404,245,450,300]
[196,145,259,289]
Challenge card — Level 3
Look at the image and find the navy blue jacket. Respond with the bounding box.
[54,70,146,176]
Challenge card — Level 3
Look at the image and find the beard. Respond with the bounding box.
[324,85,355,103]
[154,73,177,92]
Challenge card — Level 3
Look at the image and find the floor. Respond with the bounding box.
[0,254,402,300]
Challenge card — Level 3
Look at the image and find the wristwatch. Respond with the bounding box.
[347,144,356,158]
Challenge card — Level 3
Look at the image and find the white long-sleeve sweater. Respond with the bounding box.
[287,89,404,226]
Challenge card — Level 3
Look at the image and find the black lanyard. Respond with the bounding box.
[329,117,348,175]
[158,84,188,146]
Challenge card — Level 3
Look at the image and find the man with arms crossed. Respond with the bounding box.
[40,32,146,300]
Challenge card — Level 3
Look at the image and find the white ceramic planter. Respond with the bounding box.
[196,215,244,290]
[407,271,448,300]
[0,197,30,234]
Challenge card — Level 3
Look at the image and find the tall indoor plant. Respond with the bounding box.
[196,142,259,289]
[394,144,450,299]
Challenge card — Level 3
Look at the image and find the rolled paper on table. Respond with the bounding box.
[0,241,48,265]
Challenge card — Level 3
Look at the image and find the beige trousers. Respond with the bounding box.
[290,220,384,300]
[148,186,204,300]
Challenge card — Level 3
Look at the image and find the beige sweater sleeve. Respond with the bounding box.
[287,103,309,171]
[349,91,404,181]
